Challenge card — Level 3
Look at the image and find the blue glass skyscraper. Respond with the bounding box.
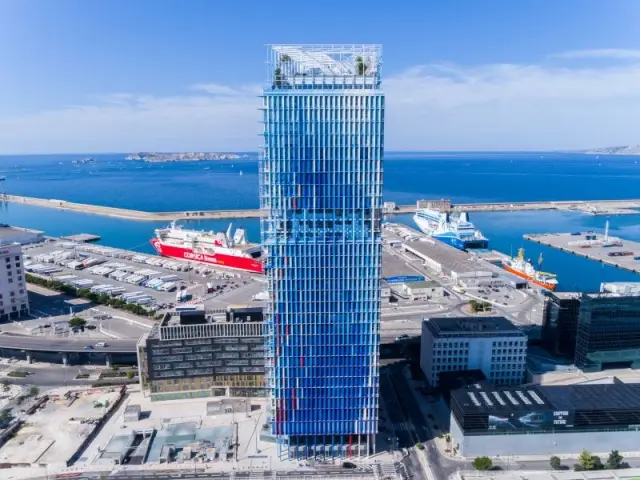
[260,45,384,459]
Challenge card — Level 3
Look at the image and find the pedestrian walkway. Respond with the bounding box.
[377,462,399,479]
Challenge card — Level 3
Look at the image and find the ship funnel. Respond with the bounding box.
[604,219,610,241]
[234,228,248,245]
[226,223,232,241]
[459,212,469,223]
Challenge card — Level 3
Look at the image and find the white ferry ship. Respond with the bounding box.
[413,208,488,250]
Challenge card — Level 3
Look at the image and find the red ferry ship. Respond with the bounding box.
[150,222,263,274]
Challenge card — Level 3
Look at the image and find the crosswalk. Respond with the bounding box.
[380,463,398,478]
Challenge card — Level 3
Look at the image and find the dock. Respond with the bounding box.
[2,193,640,222]
[524,232,640,274]
[60,233,101,243]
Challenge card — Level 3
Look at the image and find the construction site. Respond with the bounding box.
[0,385,126,468]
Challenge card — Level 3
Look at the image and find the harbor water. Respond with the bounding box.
[1,152,640,292]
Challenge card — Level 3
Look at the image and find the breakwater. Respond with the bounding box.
[3,194,640,222]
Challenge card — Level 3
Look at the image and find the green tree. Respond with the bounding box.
[606,450,623,470]
[126,371,135,380]
[355,56,367,75]
[549,455,562,470]
[592,456,604,470]
[76,288,90,298]
[28,386,39,397]
[68,317,87,329]
[97,293,110,305]
[469,300,478,312]
[472,456,493,471]
[579,450,596,471]
[0,379,9,392]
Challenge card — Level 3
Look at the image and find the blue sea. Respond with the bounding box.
[1,151,640,292]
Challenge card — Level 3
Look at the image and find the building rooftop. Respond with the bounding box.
[381,252,426,281]
[383,224,492,277]
[405,280,440,289]
[0,224,43,243]
[452,381,640,416]
[424,316,524,338]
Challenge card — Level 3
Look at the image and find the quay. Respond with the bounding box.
[524,231,640,274]
[3,193,640,222]
[60,233,101,243]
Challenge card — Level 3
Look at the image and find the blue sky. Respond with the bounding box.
[1,0,640,153]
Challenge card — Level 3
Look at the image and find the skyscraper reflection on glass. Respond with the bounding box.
[260,45,384,459]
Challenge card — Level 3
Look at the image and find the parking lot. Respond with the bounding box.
[22,241,267,312]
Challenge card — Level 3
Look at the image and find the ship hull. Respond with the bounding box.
[433,234,489,251]
[502,263,557,290]
[414,214,489,251]
[150,239,263,274]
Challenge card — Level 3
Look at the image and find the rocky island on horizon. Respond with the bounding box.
[585,145,640,156]
[126,152,243,162]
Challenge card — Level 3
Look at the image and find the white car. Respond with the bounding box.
[94,342,108,348]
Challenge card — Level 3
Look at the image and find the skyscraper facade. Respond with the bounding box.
[260,45,384,459]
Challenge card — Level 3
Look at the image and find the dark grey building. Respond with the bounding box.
[137,306,266,401]
[542,291,581,359]
[575,292,640,371]
[450,380,640,457]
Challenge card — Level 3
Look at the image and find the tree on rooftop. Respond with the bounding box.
[549,455,562,470]
[355,56,367,75]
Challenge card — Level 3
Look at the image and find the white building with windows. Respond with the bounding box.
[0,243,29,321]
[401,280,444,300]
[420,316,527,388]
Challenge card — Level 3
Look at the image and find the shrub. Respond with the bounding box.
[472,456,493,471]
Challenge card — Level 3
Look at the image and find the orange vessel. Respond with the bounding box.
[502,248,558,290]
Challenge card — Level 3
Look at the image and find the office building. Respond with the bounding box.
[450,381,640,457]
[420,317,527,388]
[137,306,266,401]
[261,44,384,459]
[575,291,640,371]
[0,243,29,321]
[541,291,581,358]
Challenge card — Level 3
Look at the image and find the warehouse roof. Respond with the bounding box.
[405,280,440,289]
[451,381,640,416]
[383,224,492,277]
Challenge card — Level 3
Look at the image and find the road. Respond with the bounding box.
[31,470,380,479]
[0,334,137,352]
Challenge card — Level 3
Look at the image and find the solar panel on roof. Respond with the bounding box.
[516,391,532,405]
[467,392,481,407]
[492,392,507,406]
[479,392,494,406]
[529,390,545,406]
[504,391,519,406]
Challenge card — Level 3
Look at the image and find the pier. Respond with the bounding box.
[525,232,640,274]
[2,194,640,222]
